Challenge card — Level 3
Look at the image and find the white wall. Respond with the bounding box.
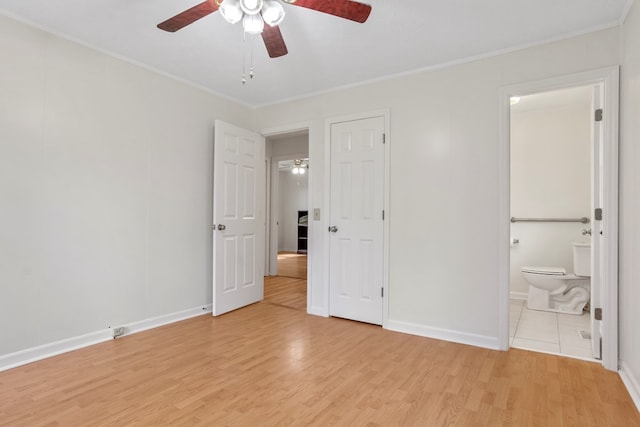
[0,15,251,357]
[277,170,308,252]
[0,10,629,373]
[255,27,620,346]
[269,134,309,158]
[619,0,640,408]
[509,93,591,296]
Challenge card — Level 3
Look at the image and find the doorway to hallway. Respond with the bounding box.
[277,251,307,279]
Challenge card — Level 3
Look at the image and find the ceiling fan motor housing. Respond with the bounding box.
[240,0,263,15]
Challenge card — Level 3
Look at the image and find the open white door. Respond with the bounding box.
[590,85,604,359]
[329,116,385,325]
[212,120,265,316]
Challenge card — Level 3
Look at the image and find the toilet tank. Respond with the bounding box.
[573,242,591,277]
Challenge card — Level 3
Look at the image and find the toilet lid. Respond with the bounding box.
[521,266,566,275]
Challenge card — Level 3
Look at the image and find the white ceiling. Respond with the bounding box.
[0,0,631,107]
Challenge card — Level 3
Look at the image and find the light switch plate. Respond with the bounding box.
[313,208,321,221]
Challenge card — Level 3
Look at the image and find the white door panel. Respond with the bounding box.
[213,120,265,316]
[329,116,385,325]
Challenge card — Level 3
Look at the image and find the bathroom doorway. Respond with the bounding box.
[509,85,595,359]
[499,67,619,370]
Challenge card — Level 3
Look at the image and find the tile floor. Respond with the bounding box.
[510,298,595,360]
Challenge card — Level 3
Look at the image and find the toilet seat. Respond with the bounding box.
[521,266,566,276]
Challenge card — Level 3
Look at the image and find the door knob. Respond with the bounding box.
[328,226,338,233]
[217,224,226,231]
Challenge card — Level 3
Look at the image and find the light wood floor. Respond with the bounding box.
[1,276,638,426]
[277,251,307,279]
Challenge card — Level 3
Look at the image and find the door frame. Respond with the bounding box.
[498,67,620,370]
[261,121,313,312]
[268,152,310,276]
[324,109,391,326]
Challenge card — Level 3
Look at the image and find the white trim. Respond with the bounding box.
[382,112,391,328]
[0,330,111,372]
[497,82,511,351]
[323,119,333,318]
[620,362,640,412]
[620,0,636,25]
[386,320,501,350]
[498,66,620,370]
[324,109,391,325]
[601,68,620,371]
[0,10,253,110]
[325,109,391,126]
[509,291,528,300]
[261,122,312,137]
[256,23,622,109]
[0,9,627,109]
[264,156,272,275]
[0,304,212,372]
[121,304,212,336]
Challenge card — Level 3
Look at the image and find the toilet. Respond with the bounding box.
[521,242,591,315]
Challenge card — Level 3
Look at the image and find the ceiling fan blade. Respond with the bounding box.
[262,25,288,58]
[157,0,220,32]
[289,0,372,23]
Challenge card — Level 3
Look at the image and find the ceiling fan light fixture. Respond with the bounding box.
[240,0,264,15]
[291,159,307,175]
[262,0,285,26]
[219,0,243,24]
[242,13,265,34]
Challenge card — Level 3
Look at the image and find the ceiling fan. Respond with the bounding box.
[157,0,372,58]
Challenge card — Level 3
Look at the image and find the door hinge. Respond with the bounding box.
[381,287,384,297]
[595,208,603,221]
[382,210,385,220]
[595,108,603,122]
[383,133,386,144]
[595,307,603,321]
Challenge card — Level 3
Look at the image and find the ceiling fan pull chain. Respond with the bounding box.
[249,38,255,80]
[241,31,247,85]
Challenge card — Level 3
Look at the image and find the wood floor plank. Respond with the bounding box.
[276,251,307,279]
[0,276,638,426]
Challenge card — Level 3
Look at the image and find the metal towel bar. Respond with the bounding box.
[510,217,590,224]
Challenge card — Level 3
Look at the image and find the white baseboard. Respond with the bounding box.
[620,362,640,413]
[385,319,501,350]
[0,304,212,372]
[509,291,528,300]
[120,304,212,337]
[0,329,112,372]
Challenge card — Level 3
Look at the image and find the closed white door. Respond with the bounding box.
[591,85,604,359]
[329,116,385,325]
[212,120,265,316]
